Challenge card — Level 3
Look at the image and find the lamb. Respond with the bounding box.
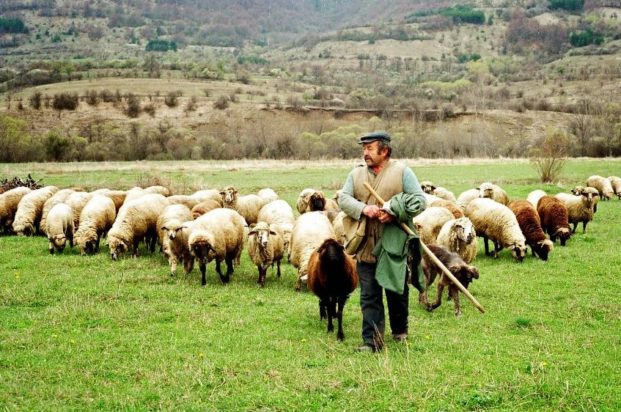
[554,191,595,234]
[220,186,265,225]
[74,195,116,255]
[40,188,76,234]
[428,198,464,218]
[412,206,455,245]
[257,188,279,204]
[108,193,169,259]
[257,199,295,252]
[608,176,621,199]
[536,196,572,246]
[156,204,193,256]
[0,186,32,233]
[191,198,221,219]
[247,221,285,287]
[508,200,554,261]
[586,175,614,201]
[12,186,58,236]
[436,217,478,264]
[307,238,358,340]
[45,203,74,254]
[465,198,527,262]
[478,182,509,205]
[456,188,480,211]
[160,220,195,276]
[65,191,93,229]
[419,244,479,317]
[188,208,246,285]
[289,211,336,291]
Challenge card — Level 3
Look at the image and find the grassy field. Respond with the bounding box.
[1,158,620,410]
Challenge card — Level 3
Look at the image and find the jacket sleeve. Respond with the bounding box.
[338,171,366,220]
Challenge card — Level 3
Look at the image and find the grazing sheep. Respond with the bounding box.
[433,187,457,203]
[12,186,58,236]
[332,211,347,245]
[188,208,246,285]
[40,188,76,234]
[160,220,195,276]
[65,191,93,229]
[436,217,478,264]
[412,206,455,245]
[124,187,146,203]
[290,211,336,291]
[191,198,221,219]
[307,238,358,340]
[247,221,285,287]
[296,188,316,214]
[508,200,554,261]
[537,196,572,246]
[419,244,479,317]
[428,199,464,218]
[74,195,116,255]
[479,182,509,205]
[586,175,614,201]
[420,181,436,194]
[0,186,32,233]
[554,192,595,234]
[581,187,600,213]
[527,189,547,209]
[220,186,265,225]
[257,188,279,204]
[257,199,295,252]
[167,195,201,210]
[100,190,127,213]
[608,176,621,199]
[156,204,193,256]
[143,185,171,196]
[45,203,74,254]
[191,189,223,205]
[108,194,169,259]
[423,193,442,206]
[307,190,339,213]
[456,188,480,211]
[465,198,527,262]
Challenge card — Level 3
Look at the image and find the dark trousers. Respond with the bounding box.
[357,261,409,348]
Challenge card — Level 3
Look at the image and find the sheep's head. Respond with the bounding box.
[533,239,554,261]
[510,241,527,262]
[555,227,571,246]
[454,218,475,244]
[190,231,216,263]
[14,223,34,237]
[220,187,237,207]
[248,222,276,249]
[478,182,494,199]
[309,192,326,212]
[571,185,585,196]
[162,220,185,241]
[420,181,436,194]
[83,239,96,255]
[51,234,67,251]
[108,237,127,260]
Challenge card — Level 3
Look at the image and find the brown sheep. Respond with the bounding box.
[536,196,571,246]
[508,200,554,261]
[191,198,221,219]
[429,198,464,218]
[307,238,358,341]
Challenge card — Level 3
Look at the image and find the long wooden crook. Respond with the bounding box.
[363,182,485,314]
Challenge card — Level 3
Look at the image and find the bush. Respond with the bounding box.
[85,90,100,106]
[145,39,177,52]
[530,129,570,183]
[549,0,584,11]
[29,92,42,110]
[184,96,198,113]
[570,29,604,47]
[143,103,156,117]
[213,96,229,110]
[164,92,178,108]
[125,93,141,118]
[52,92,79,111]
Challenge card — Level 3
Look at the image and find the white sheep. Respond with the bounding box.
[257,188,279,204]
[97,189,127,212]
[479,182,509,205]
[420,181,436,194]
[332,211,347,245]
[191,189,223,205]
[188,208,246,285]
[0,186,32,233]
[247,221,285,287]
[433,187,457,203]
[608,176,621,199]
[296,188,316,214]
[143,185,171,196]
[65,191,93,229]
[156,204,193,257]
[45,203,74,254]
[108,194,169,259]
[74,195,117,255]
[167,195,202,210]
[527,189,547,209]
[554,192,595,234]
[40,188,76,234]
[456,188,480,211]
[412,206,455,245]
[586,175,614,201]
[465,198,527,262]
[289,211,336,290]
[257,199,295,252]
[220,186,265,225]
[436,217,478,264]
[12,186,58,236]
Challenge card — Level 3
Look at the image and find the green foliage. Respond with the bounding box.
[0,17,29,34]
[237,55,268,65]
[457,53,481,63]
[145,39,177,52]
[43,131,87,161]
[549,0,584,12]
[570,28,604,47]
[439,5,486,25]
[0,115,42,162]
[52,92,79,111]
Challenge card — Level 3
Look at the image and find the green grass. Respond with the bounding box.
[1,159,620,410]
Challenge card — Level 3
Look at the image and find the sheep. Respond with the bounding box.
[191,198,221,219]
[160,220,195,276]
[290,211,336,291]
[433,187,457,202]
[102,190,127,213]
[307,238,358,340]
[188,208,246,285]
[428,198,464,218]
[537,196,572,246]
[74,195,116,255]
[527,189,547,209]
[554,191,595,234]
[508,200,554,261]
[581,187,600,213]
[456,188,480,211]
[308,190,339,213]
[167,195,202,210]
[220,186,265,225]
[143,185,171,196]
[257,188,279,204]
[420,181,436,194]
[423,193,442,206]
[465,198,527,262]
[191,189,223,205]
[479,182,509,205]
[108,194,169,260]
[257,199,295,252]
[156,204,193,256]
[12,186,58,236]
[419,244,479,317]
[586,175,614,201]
[332,211,347,245]
[296,188,316,214]
[40,188,76,234]
[0,186,32,233]
[412,206,455,245]
[436,217,478,264]
[65,191,93,229]
[247,221,285,287]
[45,203,74,254]
[608,176,621,199]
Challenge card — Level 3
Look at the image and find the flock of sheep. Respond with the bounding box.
[0,173,619,339]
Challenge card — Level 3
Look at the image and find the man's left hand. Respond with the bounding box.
[378,210,395,224]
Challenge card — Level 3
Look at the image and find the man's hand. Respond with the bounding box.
[362,204,381,219]
[378,210,395,223]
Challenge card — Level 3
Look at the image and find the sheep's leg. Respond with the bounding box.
[199,261,207,286]
[572,222,577,233]
[449,285,461,317]
[95,235,101,252]
[68,234,74,248]
[169,255,178,276]
[336,295,347,341]
[327,297,335,334]
[294,276,302,291]
[276,259,281,278]
[49,241,54,255]
[428,282,445,311]
[319,299,326,320]
[492,241,501,258]
[132,239,140,258]
[483,236,491,256]
[582,221,587,234]
[183,255,194,274]
[258,266,266,287]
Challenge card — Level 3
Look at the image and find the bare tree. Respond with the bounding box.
[530,129,570,183]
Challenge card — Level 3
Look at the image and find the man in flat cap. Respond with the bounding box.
[339,131,426,352]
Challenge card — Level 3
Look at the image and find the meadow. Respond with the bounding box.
[1,158,620,410]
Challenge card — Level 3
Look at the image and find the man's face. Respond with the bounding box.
[363,141,388,168]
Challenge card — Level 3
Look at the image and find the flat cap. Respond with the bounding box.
[358,131,391,145]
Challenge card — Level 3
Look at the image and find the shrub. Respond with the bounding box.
[213,96,229,110]
[530,129,570,183]
[570,29,604,47]
[184,96,198,112]
[125,93,141,118]
[164,92,178,107]
[52,92,79,111]
[85,90,100,106]
[143,103,156,117]
[549,0,584,11]
[145,39,177,52]
[29,92,42,110]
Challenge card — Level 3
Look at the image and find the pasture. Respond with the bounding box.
[1,158,620,410]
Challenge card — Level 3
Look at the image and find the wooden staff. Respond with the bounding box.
[363,182,485,314]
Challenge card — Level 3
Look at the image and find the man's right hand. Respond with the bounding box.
[362,204,381,219]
